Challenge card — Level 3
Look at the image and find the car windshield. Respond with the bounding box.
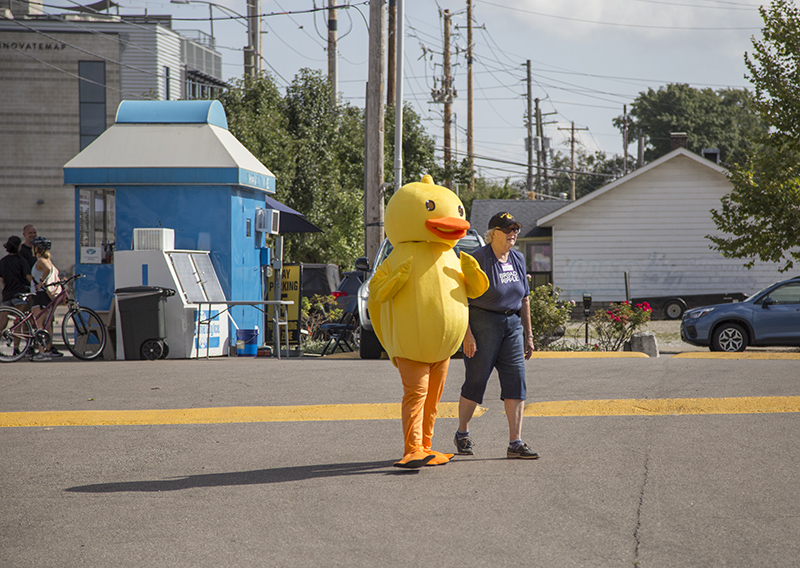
[746,283,780,302]
[453,233,483,256]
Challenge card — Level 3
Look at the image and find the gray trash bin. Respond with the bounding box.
[115,286,175,360]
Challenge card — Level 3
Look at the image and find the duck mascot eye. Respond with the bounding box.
[368,175,489,468]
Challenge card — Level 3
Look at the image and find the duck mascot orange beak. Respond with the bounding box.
[368,175,489,468]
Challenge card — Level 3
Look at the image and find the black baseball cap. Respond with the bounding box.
[488,212,521,231]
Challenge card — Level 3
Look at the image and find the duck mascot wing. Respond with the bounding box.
[369,175,489,468]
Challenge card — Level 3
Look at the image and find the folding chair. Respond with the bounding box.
[320,300,358,356]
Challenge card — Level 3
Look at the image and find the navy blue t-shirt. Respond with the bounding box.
[469,244,529,313]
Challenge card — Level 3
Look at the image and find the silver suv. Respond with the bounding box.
[353,229,486,359]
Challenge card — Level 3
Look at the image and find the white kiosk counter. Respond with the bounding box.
[114,248,229,359]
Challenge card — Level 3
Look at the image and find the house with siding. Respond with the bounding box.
[536,147,788,308]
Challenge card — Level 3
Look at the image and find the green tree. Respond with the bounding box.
[458,175,521,221]
[615,83,768,166]
[548,148,629,200]
[218,70,364,267]
[384,102,437,187]
[709,0,800,272]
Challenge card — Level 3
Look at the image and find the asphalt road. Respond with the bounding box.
[2,354,799,567]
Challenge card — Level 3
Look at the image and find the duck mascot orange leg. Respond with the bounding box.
[368,175,489,468]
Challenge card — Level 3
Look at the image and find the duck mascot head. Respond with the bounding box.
[368,175,489,468]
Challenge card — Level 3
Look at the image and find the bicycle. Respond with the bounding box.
[0,274,108,362]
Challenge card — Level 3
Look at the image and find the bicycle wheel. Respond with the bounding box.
[62,307,107,361]
[0,306,34,362]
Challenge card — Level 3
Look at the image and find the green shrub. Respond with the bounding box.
[528,283,575,350]
[300,294,342,342]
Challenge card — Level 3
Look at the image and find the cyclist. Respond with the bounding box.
[31,236,63,358]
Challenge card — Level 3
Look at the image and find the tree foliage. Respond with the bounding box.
[383,102,437,187]
[218,70,364,266]
[548,147,630,200]
[709,0,800,272]
[615,83,768,166]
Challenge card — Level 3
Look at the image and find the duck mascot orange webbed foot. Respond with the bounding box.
[368,175,489,469]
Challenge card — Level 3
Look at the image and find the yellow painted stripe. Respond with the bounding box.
[529,351,649,358]
[0,402,486,428]
[523,396,800,417]
[671,352,800,360]
[3,396,798,428]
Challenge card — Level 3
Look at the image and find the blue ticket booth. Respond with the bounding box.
[64,100,278,354]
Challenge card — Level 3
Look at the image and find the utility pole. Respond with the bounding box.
[364,0,385,262]
[393,0,404,193]
[623,104,628,175]
[526,61,534,197]
[244,0,261,77]
[466,0,474,192]
[531,94,557,196]
[328,0,338,106]
[558,121,588,201]
[387,0,396,107]
[534,97,542,193]
[443,9,452,186]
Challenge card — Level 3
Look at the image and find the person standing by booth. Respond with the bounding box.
[455,212,540,460]
[0,236,34,358]
[1,236,32,307]
[20,225,37,272]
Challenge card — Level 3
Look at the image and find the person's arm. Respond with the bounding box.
[462,324,477,358]
[521,295,535,359]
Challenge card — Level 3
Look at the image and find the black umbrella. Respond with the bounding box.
[264,195,322,234]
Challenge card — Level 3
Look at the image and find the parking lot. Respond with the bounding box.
[2,351,799,567]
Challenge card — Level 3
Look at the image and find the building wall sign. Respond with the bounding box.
[1,41,67,51]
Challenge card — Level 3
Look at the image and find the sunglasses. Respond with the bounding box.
[497,226,520,234]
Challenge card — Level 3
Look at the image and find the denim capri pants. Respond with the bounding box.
[461,306,527,404]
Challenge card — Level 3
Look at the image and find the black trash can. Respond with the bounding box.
[114,286,175,360]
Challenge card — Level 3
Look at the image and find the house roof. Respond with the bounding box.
[470,199,569,238]
[537,147,728,226]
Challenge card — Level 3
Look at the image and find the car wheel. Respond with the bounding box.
[663,300,685,320]
[711,323,747,352]
[359,327,383,359]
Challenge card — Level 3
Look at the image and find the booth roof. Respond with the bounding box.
[64,123,272,175]
[64,120,275,192]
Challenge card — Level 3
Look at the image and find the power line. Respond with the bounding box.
[479,0,761,30]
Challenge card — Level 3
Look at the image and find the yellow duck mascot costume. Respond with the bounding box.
[369,175,489,469]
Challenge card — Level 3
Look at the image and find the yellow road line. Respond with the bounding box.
[671,352,800,360]
[2,396,798,428]
[523,396,800,417]
[0,402,485,428]
[529,352,649,358]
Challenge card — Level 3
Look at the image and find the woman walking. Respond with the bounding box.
[455,212,539,459]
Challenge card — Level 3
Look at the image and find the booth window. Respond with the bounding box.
[164,66,171,100]
[78,188,116,264]
[78,61,106,150]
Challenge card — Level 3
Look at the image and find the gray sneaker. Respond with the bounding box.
[454,433,475,455]
[32,352,51,362]
[507,442,539,459]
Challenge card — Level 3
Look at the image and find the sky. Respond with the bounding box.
[48,0,769,185]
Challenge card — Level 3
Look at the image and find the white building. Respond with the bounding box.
[0,0,227,273]
[537,147,788,307]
